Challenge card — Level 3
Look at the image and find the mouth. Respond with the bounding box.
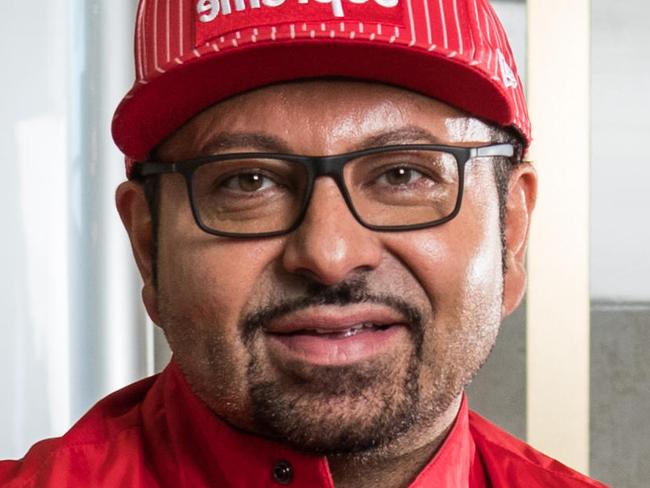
[276,322,396,339]
[262,306,411,366]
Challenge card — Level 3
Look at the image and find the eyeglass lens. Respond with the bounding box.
[190,148,460,234]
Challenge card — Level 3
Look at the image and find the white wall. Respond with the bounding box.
[0,0,71,458]
[591,0,650,301]
[0,0,147,459]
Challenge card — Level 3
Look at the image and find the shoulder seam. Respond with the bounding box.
[469,413,606,487]
[478,435,604,486]
[14,424,143,488]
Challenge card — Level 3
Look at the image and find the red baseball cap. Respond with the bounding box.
[112,0,530,176]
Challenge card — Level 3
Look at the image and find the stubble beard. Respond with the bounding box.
[247,342,423,456]
[240,280,465,457]
[160,277,499,459]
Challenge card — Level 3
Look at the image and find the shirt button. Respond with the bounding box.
[271,460,294,485]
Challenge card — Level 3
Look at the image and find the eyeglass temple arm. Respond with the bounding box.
[470,143,514,159]
[132,161,179,178]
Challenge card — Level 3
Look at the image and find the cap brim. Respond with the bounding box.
[112,40,514,162]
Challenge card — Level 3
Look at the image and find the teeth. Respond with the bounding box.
[340,329,358,338]
[308,323,377,336]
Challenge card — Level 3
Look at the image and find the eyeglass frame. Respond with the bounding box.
[132,143,515,238]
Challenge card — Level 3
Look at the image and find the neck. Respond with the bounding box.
[326,394,462,488]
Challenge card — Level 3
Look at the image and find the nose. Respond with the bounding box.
[281,177,383,285]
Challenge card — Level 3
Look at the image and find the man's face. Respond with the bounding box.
[119,81,533,457]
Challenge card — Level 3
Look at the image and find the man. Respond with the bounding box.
[1,0,606,487]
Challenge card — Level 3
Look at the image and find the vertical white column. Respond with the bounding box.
[97,0,149,392]
[527,0,591,474]
[68,0,149,420]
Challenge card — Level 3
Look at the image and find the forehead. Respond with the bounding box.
[157,80,495,158]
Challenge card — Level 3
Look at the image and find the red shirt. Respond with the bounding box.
[0,362,607,487]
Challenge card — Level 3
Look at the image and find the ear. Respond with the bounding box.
[501,163,537,318]
[115,181,161,325]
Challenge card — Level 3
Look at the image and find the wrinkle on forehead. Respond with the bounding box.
[158,80,495,159]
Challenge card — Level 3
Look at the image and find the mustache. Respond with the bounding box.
[240,278,426,356]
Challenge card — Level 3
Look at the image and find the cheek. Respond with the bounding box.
[384,168,503,320]
[156,180,284,331]
[462,168,505,296]
[155,193,286,414]
[383,170,504,390]
[158,233,284,336]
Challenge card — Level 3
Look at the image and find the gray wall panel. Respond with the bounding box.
[591,0,650,301]
[590,302,650,488]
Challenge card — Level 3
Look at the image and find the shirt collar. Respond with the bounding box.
[155,360,477,487]
[409,393,476,487]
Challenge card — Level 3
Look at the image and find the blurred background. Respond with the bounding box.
[0,1,647,486]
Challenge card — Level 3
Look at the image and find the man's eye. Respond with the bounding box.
[377,167,427,186]
[222,172,274,192]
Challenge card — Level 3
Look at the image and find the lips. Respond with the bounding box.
[277,322,394,339]
[263,305,410,366]
[264,305,405,334]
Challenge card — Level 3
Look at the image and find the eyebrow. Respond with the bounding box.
[197,126,447,156]
[359,126,447,147]
[199,132,292,154]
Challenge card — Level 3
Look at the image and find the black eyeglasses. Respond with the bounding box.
[133,143,514,238]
